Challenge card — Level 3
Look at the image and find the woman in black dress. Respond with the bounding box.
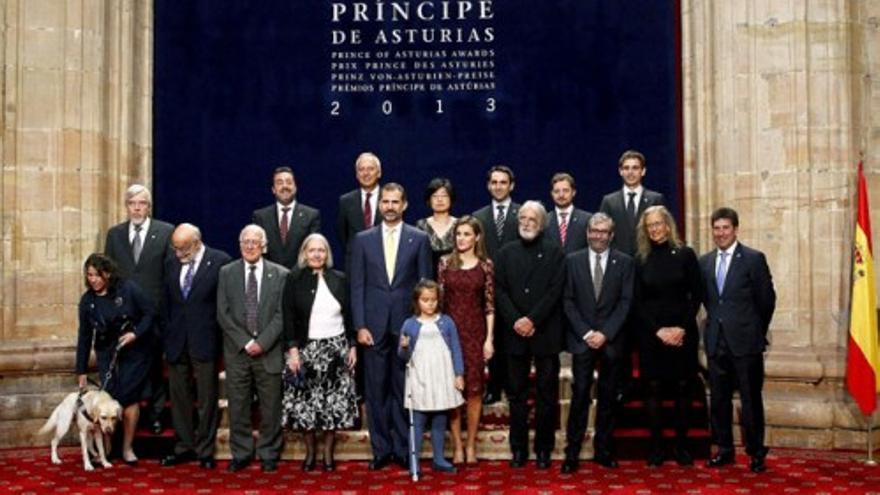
[281,233,357,472]
[76,253,155,465]
[634,206,703,467]
[416,177,457,275]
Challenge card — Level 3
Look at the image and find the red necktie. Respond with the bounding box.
[559,212,569,245]
[280,207,290,245]
[363,192,372,229]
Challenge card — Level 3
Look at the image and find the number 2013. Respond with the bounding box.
[329,98,496,116]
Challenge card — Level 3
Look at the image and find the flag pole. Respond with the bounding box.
[865,413,877,465]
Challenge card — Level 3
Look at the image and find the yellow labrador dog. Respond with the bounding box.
[39,389,122,471]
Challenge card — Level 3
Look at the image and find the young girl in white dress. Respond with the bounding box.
[399,280,465,475]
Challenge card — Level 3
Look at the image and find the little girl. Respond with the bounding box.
[399,279,465,475]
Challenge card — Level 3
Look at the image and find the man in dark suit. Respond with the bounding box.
[217,224,289,473]
[546,172,591,254]
[598,150,665,257]
[251,166,321,269]
[472,165,520,404]
[494,201,566,470]
[158,223,231,470]
[104,184,174,434]
[560,213,634,473]
[349,183,432,471]
[700,207,775,473]
[337,151,382,264]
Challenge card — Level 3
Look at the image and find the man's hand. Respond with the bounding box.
[245,340,264,357]
[357,328,374,346]
[513,317,535,337]
[585,330,607,349]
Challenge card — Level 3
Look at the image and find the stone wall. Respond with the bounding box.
[1,0,879,449]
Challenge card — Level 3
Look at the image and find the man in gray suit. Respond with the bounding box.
[251,166,321,269]
[217,224,289,473]
[104,184,174,434]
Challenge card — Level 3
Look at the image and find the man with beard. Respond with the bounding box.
[493,201,565,470]
[350,183,432,471]
[252,166,321,269]
[546,173,591,254]
[104,184,174,435]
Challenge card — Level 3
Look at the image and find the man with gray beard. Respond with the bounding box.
[493,201,566,470]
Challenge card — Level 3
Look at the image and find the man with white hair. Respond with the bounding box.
[493,200,566,470]
[217,224,289,473]
[104,184,175,435]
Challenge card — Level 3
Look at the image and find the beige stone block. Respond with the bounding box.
[21,70,63,128]
[833,428,880,450]
[20,210,61,238]
[16,169,57,211]
[14,273,63,308]
[767,426,833,449]
[13,303,64,328]
[62,71,83,127]
[23,0,65,29]
[22,26,63,69]
[18,129,53,167]
[765,398,832,428]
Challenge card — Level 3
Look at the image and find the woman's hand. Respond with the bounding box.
[287,349,301,374]
[482,338,494,361]
[454,376,465,392]
[346,347,357,371]
[117,332,136,348]
[78,374,88,390]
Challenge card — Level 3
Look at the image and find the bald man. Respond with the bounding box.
[159,224,231,469]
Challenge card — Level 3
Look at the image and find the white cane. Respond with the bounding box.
[407,361,419,482]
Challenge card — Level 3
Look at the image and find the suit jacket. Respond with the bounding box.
[349,223,432,343]
[217,258,289,373]
[472,201,521,260]
[494,234,566,355]
[161,246,232,364]
[563,248,634,355]
[282,267,355,350]
[546,208,592,254]
[251,202,321,269]
[598,189,665,256]
[700,243,775,358]
[337,188,380,259]
[104,218,175,311]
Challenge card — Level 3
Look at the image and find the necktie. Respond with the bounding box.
[593,252,604,300]
[559,211,569,246]
[716,251,728,294]
[495,205,506,239]
[384,228,398,284]
[245,265,259,337]
[363,192,372,229]
[626,192,637,220]
[181,261,195,299]
[280,206,291,245]
[132,225,143,264]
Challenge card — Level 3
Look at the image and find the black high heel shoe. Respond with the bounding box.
[323,458,336,472]
[302,456,316,472]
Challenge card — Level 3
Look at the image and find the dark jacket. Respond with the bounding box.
[104,218,175,313]
[598,189,665,256]
[546,208,592,254]
[472,201,521,260]
[282,267,355,350]
[252,202,321,269]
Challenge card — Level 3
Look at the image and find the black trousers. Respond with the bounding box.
[564,343,622,459]
[507,352,559,456]
[708,334,766,458]
[168,350,219,458]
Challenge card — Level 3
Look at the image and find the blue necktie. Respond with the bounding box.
[181,262,195,299]
[716,251,728,294]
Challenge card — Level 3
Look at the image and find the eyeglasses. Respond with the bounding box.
[239,239,263,247]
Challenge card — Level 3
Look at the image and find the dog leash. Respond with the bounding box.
[76,341,124,423]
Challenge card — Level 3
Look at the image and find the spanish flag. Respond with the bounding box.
[847,161,880,416]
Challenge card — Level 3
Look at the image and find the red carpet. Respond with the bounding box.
[2,447,880,494]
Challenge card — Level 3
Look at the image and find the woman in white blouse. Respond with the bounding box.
[281,234,357,472]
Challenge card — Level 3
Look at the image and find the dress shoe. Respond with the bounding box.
[151,419,163,435]
[706,452,735,468]
[509,451,528,468]
[226,457,251,473]
[393,454,410,471]
[368,455,391,470]
[561,458,579,474]
[673,447,693,466]
[301,456,316,472]
[261,459,278,473]
[160,451,197,467]
[323,460,336,472]
[593,453,619,469]
[647,449,665,467]
[199,457,216,469]
[749,456,767,473]
[535,452,551,470]
[431,461,457,473]
[482,390,501,405]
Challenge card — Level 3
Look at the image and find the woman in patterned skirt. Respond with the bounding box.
[437,215,495,464]
[281,234,357,472]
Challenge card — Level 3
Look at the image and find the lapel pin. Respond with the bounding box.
[672,249,677,255]
[538,253,543,259]
[207,261,212,266]
[612,259,617,264]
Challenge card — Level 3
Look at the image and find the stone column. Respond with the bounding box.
[0,0,152,446]
[682,0,880,448]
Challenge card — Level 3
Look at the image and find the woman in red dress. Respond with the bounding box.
[437,215,495,465]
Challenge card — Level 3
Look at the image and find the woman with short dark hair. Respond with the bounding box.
[417,177,457,275]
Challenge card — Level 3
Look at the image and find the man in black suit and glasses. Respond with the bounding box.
[472,165,520,405]
[561,212,634,473]
[700,207,775,473]
[251,166,321,269]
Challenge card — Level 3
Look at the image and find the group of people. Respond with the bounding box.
[75,149,775,477]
